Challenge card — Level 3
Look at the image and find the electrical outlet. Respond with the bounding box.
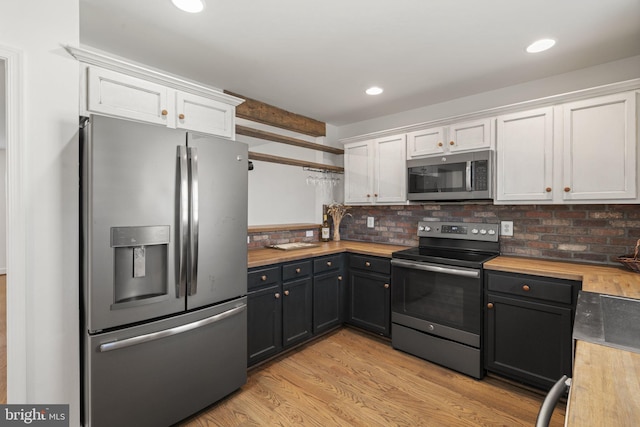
[305,230,313,237]
[247,236,250,244]
[367,217,375,228]
[500,221,514,237]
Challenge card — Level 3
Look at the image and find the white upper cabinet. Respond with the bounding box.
[561,92,636,202]
[175,91,235,138]
[344,134,407,204]
[496,107,554,202]
[407,118,492,159]
[87,67,170,126]
[495,91,638,204]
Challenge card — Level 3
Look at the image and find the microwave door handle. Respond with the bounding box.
[466,161,472,191]
[188,147,199,296]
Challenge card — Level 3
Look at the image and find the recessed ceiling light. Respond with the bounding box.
[171,0,205,13]
[526,38,556,53]
[366,86,384,96]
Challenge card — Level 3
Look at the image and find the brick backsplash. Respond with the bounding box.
[336,203,640,265]
[247,204,640,265]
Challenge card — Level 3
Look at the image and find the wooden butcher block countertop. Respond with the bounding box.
[484,256,640,426]
[248,241,411,268]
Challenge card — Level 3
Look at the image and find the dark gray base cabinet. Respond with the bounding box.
[347,254,391,337]
[484,270,580,390]
[248,254,345,366]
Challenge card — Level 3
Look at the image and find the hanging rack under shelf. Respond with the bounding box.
[248,152,344,173]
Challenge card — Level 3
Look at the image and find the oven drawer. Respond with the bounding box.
[248,266,281,290]
[486,271,575,304]
[350,254,390,275]
[283,260,312,281]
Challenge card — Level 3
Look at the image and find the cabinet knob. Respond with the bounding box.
[161,109,168,116]
[327,261,332,266]
[178,113,185,120]
[295,268,301,273]
[487,303,494,309]
[564,187,571,192]
[545,187,552,193]
[449,141,455,146]
[437,142,443,147]
[365,261,371,267]
[338,276,343,281]
[261,275,267,281]
[522,284,530,292]
[284,290,290,296]
[374,193,378,197]
[275,292,280,299]
[384,283,389,289]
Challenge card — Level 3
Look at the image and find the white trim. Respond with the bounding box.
[64,45,244,106]
[0,44,27,402]
[339,78,640,144]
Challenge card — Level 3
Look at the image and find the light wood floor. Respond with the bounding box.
[0,274,6,404]
[177,327,565,426]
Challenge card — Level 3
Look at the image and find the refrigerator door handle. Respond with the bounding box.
[98,304,246,352]
[177,146,189,298]
[188,147,199,296]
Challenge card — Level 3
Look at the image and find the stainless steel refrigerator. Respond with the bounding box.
[80,115,248,427]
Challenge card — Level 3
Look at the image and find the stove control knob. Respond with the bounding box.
[480,229,487,235]
[424,226,432,232]
[471,228,479,234]
[488,229,496,235]
[418,225,425,231]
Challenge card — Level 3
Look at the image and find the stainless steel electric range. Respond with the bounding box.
[390,221,500,379]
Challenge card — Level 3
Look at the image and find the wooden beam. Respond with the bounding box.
[237,125,343,155]
[225,90,326,137]
[248,152,344,173]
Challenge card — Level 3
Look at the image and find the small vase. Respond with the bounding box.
[332,220,341,241]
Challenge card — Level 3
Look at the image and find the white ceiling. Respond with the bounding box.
[79,0,640,127]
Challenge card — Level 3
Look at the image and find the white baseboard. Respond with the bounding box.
[0,268,6,275]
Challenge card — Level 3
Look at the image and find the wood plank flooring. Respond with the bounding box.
[177,328,565,426]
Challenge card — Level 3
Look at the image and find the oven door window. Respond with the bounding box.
[408,163,467,194]
[392,265,481,335]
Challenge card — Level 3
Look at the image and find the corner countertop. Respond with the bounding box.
[484,256,640,426]
[248,241,412,269]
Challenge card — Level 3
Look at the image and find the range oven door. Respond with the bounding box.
[391,259,483,348]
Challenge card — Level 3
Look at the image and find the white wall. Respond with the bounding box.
[0,149,6,274]
[240,119,343,225]
[337,55,640,139]
[0,2,80,426]
[0,61,5,149]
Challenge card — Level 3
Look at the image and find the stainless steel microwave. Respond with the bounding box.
[407,150,493,201]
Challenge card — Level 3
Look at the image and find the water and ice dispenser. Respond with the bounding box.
[110,225,170,307]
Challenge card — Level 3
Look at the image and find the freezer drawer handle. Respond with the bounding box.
[98,304,246,353]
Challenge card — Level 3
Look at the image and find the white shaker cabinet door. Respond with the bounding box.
[175,91,236,139]
[87,67,170,126]
[344,140,374,204]
[406,127,446,158]
[495,107,554,202]
[374,134,407,203]
[448,118,493,153]
[562,92,637,201]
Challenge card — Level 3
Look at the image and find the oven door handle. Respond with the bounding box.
[391,259,480,278]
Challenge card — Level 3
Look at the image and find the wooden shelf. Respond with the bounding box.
[248,152,344,173]
[248,223,321,233]
[237,125,343,155]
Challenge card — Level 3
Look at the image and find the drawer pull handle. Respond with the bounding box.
[327,261,332,266]
[338,276,343,281]
[284,290,290,296]
[487,303,494,309]
[449,140,455,146]
[545,187,552,192]
[295,268,301,273]
[522,284,530,291]
[384,283,389,289]
[365,262,371,267]
[437,142,443,147]
[274,293,280,299]
[161,109,168,116]
[261,275,267,281]
[564,187,571,192]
